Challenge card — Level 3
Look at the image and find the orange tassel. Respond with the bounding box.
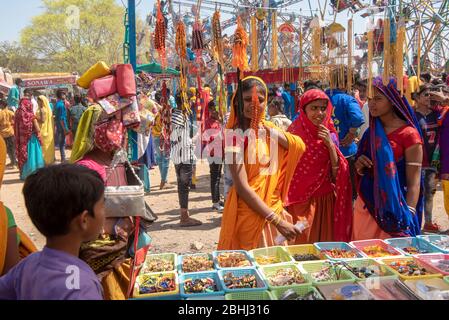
[154,0,167,69]
[232,17,249,76]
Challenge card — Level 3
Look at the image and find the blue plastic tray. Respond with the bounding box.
[213,250,254,269]
[179,271,225,299]
[314,242,364,260]
[218,268,268,293]
[417,235,449,253]
[385,237,442,256]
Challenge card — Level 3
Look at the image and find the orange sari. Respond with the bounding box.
[217,76,306,250]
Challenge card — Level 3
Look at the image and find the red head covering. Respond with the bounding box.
[15,98,36,171]
[287,89,353,241]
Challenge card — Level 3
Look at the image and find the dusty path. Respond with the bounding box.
[3,156,449,253]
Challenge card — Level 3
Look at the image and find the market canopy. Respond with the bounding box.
[136,62,180,76]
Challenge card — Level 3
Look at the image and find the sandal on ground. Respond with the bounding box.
[180,217,203,227]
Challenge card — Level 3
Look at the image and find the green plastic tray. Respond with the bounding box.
[259,263,311,290]
[225,290,274,300]
[271,285,324,300]
[299,261,357,285]
[341,259,398,280]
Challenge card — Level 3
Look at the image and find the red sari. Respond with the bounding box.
[286,89,353,243]
[14,99,35,172]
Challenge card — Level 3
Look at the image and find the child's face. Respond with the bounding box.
[83,196,106,241]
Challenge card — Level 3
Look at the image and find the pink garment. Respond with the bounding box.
[76,157,107,182]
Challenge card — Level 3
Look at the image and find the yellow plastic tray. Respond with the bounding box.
[283,244,324,262]
[379,257,443,281]
[133,271,179,299]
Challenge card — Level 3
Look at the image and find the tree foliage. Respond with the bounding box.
[0,41,41,73]
[21,0,126,73]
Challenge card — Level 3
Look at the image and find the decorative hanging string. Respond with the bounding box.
[175,20,191,115]
[312,24,321,65]
[347,19,353,91]
[232,16,249,78]
[272,11,278,70]
[417,20,421,81]
[299,17,303,84]
[212,10,224,66]
[383,18,391,85]
[367,29,374,99]
[192,19,205,66]
[160,81,172,156]
[395,18,405,95]
[154,0,167,69]
[250,85,261,137]
[251,14,259,72]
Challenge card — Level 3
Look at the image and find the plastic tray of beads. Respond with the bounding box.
[339,258,398,280]
[140,253,177,274]
[384,237,442,256]
[225,290,274,300]
[213,250,254,269]
[314,242,364,260]
[133,271,179,299]
[417,235,449,253]
[350,239,403,259]
[218,268,268,293]
[179,271,225,299]
[249,246,293,267]
[284,244,324,262]
[298,261,357,286]
[177,253,215,274]
[379,257,443,281]
[259,263,311,290]
[271,285,324,300]
[415,254,449,276]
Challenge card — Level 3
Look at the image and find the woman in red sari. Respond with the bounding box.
[286,89,353,243]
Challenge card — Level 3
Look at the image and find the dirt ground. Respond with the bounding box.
[3,153,449,253]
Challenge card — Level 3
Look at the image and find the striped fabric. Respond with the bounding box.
[170,109,195,165]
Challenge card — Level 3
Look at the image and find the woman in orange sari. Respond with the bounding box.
[0,136,37,276]
[217,76,306,250]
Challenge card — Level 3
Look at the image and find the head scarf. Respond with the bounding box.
[37,96,55,165]
[287,89,353,241]
[15,98,35,171]
[357,77,424,237]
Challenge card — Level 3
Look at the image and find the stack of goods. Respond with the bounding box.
[321,249,359,259]
[292,254,321,262]
[310,265,346,283]
[137,273,177,295]
[255,255,281,265]
[223,273,258,290]
[347,266,382,279]
[266,268,307,287]
[362,245,400,258]
[402,246,429,255]
[216,252,252,268]
[181,254,215,273]
[183,277,219,294]
[387,260,429,277]
[142,257,174,273]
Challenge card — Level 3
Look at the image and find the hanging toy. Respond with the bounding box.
[175,21,187,60]
[160,81,172,156]
[154,0,167,69]
[175,20,191,115]
[192,19,205,66]
[212,10,224,65]
[272,11,278,70]
[232,16,249,77]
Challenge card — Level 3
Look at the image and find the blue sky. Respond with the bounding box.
[0,0,367,43]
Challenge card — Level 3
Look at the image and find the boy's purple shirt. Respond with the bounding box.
[0,247,103,300]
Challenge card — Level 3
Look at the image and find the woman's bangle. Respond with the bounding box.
[408,206,417,215]
[266,212,276,222]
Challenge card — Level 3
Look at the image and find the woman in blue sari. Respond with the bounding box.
[15,96,45,180]
[353,77,424,239]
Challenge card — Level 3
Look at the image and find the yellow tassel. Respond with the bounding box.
[347,19,353,92]
[251,15,258,72]
[312,26,321,65]
[395,22,405,96]
[417,22,421,81]
[298,18,303,83]
[383,18,391,85]
[367,30,374,99]
[272,12,278,70]
[212,11,224,66]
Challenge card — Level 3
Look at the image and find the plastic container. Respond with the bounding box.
[385,237,441,256]
[350,239,403,258]
[249,246,293,267]
[359,278,420,300]
[185,295,226,300]
[314,242,364,260]
[379,257,443,281]
[298,261,357,285]
[271,285,324,300]
[177,253,215,274]
[417,235,449,253]
[259,263,311,290]
[225,290,274,300]
[403,278,449,300]
[141,253,177,274]
[415,254,449,276]
[284,244,324,262]
[218,268,268,293]
[213,250,254,269]
[316,282,376,300]
[179,271,225,299]
[133,271,179,299]
[341,258,398,280]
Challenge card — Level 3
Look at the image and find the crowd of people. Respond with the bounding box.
[0,68,449,300]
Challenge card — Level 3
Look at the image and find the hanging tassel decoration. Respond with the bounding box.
[251,15,259,72]
[212,11,224,65]
[272,12,278,70]
[367,29,374,99]
[160,81,172,155]
[417,21,422,82]
[232,17,249,78]
[154,0,167,69]
[395,19,405,95]
[347,19,353,91]
[383,18,391,85]
[250,85,261,136]
[192,19,205,66]
[175,21,187,60]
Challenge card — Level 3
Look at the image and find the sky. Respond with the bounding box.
[0,0,371,43]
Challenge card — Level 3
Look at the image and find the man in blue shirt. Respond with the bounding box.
[55,89,69,162]
[7,78,22,112]
[326,87,365,200]
[281,83,296,120]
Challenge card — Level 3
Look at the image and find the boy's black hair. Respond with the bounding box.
[56,89,66,99]
[304,80,322,92]
[23,164,105,238]
[208,100,216,109]
[14,78,23,86]
[74,95,82,105]
[175,91,183,108]
[420,72,432,83]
